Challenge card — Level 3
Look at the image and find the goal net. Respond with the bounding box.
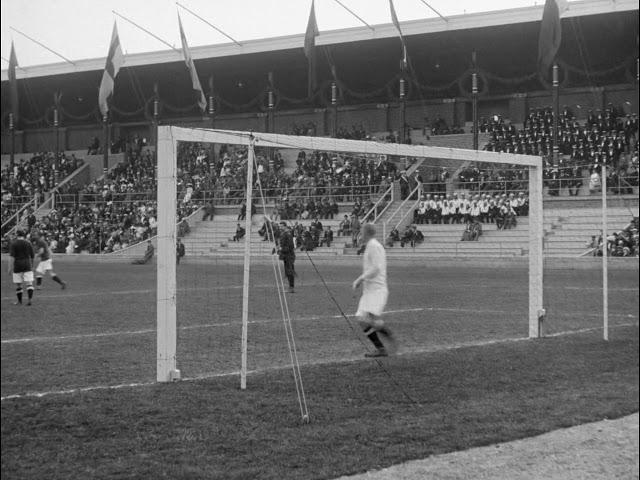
[156,126,544,390]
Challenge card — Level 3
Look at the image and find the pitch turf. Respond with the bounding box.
[1,258,638,479]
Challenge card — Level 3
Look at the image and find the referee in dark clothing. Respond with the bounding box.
[8,230,35,305]
[278,222,296,293]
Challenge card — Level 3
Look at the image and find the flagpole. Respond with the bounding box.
[331,80,338,138]
[208,76,216,129]
[112,11,180,53]
[472,51,478,150]
[9,27,76,65]
[333,0,374,31]
[176,2,242,47]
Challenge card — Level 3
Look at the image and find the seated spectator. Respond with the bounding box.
[386,227,400,247]
[232,223,246,242]
[132,240,154,264]
[202,201,215,221]
[319,226,334,247]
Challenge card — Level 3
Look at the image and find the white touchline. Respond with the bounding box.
[2,305,637,344]
[1,322,638,402]
[2,282,637,301]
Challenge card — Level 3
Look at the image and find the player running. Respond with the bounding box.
[8,230,35,306]
[352,223,397,357]
[32,232,67,290]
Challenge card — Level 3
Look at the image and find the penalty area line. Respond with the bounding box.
[1,322,637,402]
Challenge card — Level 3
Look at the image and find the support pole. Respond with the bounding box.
[240,138,255,389]
[102,113,109,175]
[54,107,60,185]
[267,90,274,133]
[331,82,338,138]
[602,164,608,340]
[552,64,560,166]
[9,113,15,166]
[399,77,406,144]
[472,72,478,150]
[528,162,544,338]
[156,125,180,382]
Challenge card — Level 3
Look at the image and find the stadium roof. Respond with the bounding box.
[1,0,637,82]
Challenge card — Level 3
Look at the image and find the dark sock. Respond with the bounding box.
[288,275,294,288]
[16,288,23,304]
[27,286,34,300]
[36,277,42,286]
[52,275,63,285]
[364,327,384,348]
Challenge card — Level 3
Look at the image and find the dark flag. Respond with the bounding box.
[537,0,565,74]
[304,0,319,98]
[8,41,19,124]
[389,0,407,68]
[98,23,124,117]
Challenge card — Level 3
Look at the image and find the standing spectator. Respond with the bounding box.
[176,238,185,264]
[278,222,296,293]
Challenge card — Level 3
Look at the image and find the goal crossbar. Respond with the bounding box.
[156,126,544,382]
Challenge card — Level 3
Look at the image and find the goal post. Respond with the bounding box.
[155,125,544,383]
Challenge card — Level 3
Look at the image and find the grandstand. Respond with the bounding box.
[1,0,638,261]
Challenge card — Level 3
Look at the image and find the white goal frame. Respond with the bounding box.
[156,125,544,382]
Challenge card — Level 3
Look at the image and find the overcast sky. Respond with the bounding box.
[1,0,552,68]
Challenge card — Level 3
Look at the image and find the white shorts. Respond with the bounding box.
[13,271,34,284]
[35,259,53,274]
[356,287,388,318]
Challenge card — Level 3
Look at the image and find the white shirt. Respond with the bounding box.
[362,238,387,292]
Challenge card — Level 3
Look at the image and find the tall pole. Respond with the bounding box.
[472,72,478,150]
[102,112,109,175]
[9,113,15,166]
[331,81,338,138]
[54,106,60,185]
[267,90,274,133]
[552,64,560,166]
[240,138,255,390]
[153,83,159,152]
[399,77,406,143]
[209,76,216,129]
[601,163,608,340]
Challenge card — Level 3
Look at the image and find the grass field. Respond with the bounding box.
[1,257,638,479]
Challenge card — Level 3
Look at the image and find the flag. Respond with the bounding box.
[98,23,124,117]
[304,0,319,97]
[537,0,565,74]
[389,0,407,68]
[178,13,207,112]
[8,41,19,124]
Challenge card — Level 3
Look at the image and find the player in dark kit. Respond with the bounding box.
[278,222,296,293]
[8,230,35,305]
[32,232,67,289]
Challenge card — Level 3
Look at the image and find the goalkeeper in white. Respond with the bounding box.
[352,223,397,357]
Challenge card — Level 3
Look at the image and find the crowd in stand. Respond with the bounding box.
[588,217,639,257]
[1,152,84,228]
[473,107,639,195]
[413,192,527,230]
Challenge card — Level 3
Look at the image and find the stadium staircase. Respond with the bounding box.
[385,206,638,258]
[182,209,353,257]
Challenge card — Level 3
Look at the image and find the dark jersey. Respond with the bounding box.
[10,239,34,273]
[34,238,51,261]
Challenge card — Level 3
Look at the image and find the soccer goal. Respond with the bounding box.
[156,126,544,385]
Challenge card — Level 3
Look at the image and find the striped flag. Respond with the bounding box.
[304,0,319,97]
[389,0,407,68]
[98,23,124,117]
[178,13,207,112]
[537,0,566,74]
[8,41,19,124]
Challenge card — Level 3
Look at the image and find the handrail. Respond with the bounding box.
[383,183,422,239]
[393,186,424,232]
[361,184,393,224]
[1,196,37,235]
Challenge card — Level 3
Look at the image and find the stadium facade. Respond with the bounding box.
[1,0,638,154]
